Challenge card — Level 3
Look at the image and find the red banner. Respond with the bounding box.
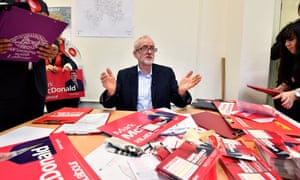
[46,69,85,102]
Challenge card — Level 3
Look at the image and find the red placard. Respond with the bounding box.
[46,69,85,102]
[0,132,100,179]
[99,109,187,146]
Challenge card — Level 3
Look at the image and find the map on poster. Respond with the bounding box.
[74,0,134,37]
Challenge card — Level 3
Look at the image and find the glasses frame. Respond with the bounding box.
[136,46,158,53]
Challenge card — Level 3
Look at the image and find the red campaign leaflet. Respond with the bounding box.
[219,138,281,180]
[247,84,280,97]
[0,132,100,180]
[33,107,93,124]
[0,6,67,62]
[155,141,221,180]
[99,109,187,146]
[46,69,85,102]
[245,129,300,180]
[213,101,300,137]
[235,100,276,117]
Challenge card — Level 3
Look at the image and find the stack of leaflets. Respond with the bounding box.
[155,140,221,180]
[213,100,300,137]
[246,129,300,179]
[219,138,281,180]
[0,132,99,179]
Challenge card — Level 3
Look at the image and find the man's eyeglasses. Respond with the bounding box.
[136,46,158,53]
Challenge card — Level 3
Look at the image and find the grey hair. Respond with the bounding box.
[133,35,154,50]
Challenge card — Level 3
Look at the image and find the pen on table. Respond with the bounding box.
[43,119,61,124]
[160,142,172,153]
[0,144,41,162]
[66,131,91,135]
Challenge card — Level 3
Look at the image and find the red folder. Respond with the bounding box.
[191,111,241,139]
[32,107,93,124]
[247,84,280,97]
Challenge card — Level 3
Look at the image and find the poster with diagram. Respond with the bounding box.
[74,0,134,37]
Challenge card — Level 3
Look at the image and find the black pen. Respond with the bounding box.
[43,119,61,124]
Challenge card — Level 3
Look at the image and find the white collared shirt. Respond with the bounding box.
[137,67,152,111]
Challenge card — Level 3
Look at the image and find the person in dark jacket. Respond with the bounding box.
[273,21,300,121]
[99,35,202,111]
[45,37,81,113]
[270,3,300,60]
[65,70,84,92]
[0,0,59,132]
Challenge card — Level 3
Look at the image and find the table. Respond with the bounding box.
[0,106,229,179]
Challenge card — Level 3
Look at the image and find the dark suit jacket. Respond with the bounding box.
[65,79,84,92]
[100,64,192,110]
[0,60,47,99]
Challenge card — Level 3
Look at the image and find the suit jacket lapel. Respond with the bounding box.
[151,64,158,103]
[129,66,138,105]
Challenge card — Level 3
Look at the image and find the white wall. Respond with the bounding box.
[281,0,300,28]
[237,0,275,104]
[47,0,275,104]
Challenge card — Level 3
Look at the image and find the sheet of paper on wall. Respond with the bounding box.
[0,126,53,147]
[54,112,110,134]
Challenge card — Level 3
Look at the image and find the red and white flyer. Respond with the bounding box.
[46,69,85,102]
[99,109,187,146]
[219,138,281,180]
[0,132,100,179]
